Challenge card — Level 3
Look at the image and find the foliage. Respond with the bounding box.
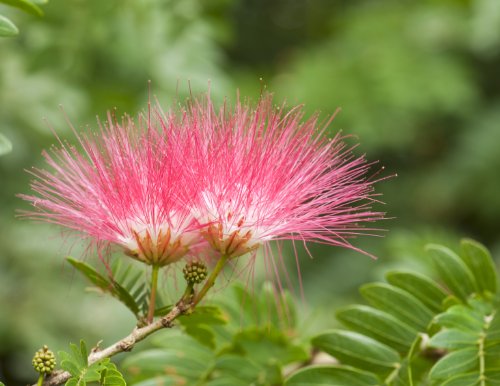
[0,0,46,37]
[59,340,125,386]
[285,239,500,385]
[66,258,149,321]
[58,238,490,385]
[121,283,307,385]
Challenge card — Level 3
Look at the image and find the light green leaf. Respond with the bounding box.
[312,330,400,374]
[426,244,477,301]
[429,329,479,350]
[79,340,88,367]
[336,305,418,352]
[486,311,500,343]
[285,365,380,386]
[386,270,447,313]
[360,283,434,331]
[0,0,43,16]
[429,348,478,380]
[440,373,482,386]
[0,133,13,154]
[0,15,18,37]
[435,305,485,333]
[460,239,498,295]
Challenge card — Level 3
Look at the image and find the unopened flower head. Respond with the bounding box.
[184,94,386,260]
[20,113,201,266]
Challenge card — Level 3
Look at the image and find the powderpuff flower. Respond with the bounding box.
[20,113,202,267]
[184,95,386,260]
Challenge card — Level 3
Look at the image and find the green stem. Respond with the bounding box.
[193,255,229,306]
[147,265,160,324]
[37,374,44,386]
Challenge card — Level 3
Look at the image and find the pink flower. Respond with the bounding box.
[20,113,202,266]
[21,92,386,269]
[183,95,386,260]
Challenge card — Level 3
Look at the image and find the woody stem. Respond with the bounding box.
[147,264,160,323]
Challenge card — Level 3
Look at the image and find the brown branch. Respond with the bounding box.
[39,300,191,386]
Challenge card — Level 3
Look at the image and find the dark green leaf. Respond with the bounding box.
[429,348,478,380]
[214,354,282,384]
[336,305,418,352]
[426,244,477,301]
[285,365,381,386]
[0,132,13,153]
[231,328,308,366]
[66,257,141,317]
[360,283,434,331]
[205,378,249,386]
[460,239,498,295]
[0,0,43,16]
[312,330,400,374]
[386,270,447,313]
[123,334,214,381]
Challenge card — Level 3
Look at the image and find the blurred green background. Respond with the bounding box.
[2,0,500,384]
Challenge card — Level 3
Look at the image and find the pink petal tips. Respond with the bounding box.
[20,92,388,266]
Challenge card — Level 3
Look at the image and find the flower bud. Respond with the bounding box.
[183,261,208,285]
[32,345,56,375]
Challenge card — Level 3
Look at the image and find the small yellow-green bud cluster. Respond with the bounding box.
[32,345,56,374]
[183,261,208,284]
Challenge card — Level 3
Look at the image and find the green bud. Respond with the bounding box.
[32,345,56,375]
[183,261,208,285]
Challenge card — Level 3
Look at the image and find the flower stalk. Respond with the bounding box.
[146,265,160,324]
[193,254,230,307]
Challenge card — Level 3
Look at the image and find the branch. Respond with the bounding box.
[39,299,191,386]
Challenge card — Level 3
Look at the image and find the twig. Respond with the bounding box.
[39,299,191,386]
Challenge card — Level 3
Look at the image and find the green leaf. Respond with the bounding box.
[386,270,447,313]
[429,328,479,350]
[285,365,380,386]
[214,354,282,385]
[79,340,88,367]
[486,310,500,343]
[312,330,400,374]
[177,306,227,348]
[429,348,478,380]
[66,257,141,318]
[440,373,482,386]
[0,0,43,16]
[426,244,477,301]
[460,239,498,296]
[123,334,214,382]
[336,305,418,352]
[231,328,308,366]
[360,283,434,331]
[434,305,485,333]
[0,15,18,37]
